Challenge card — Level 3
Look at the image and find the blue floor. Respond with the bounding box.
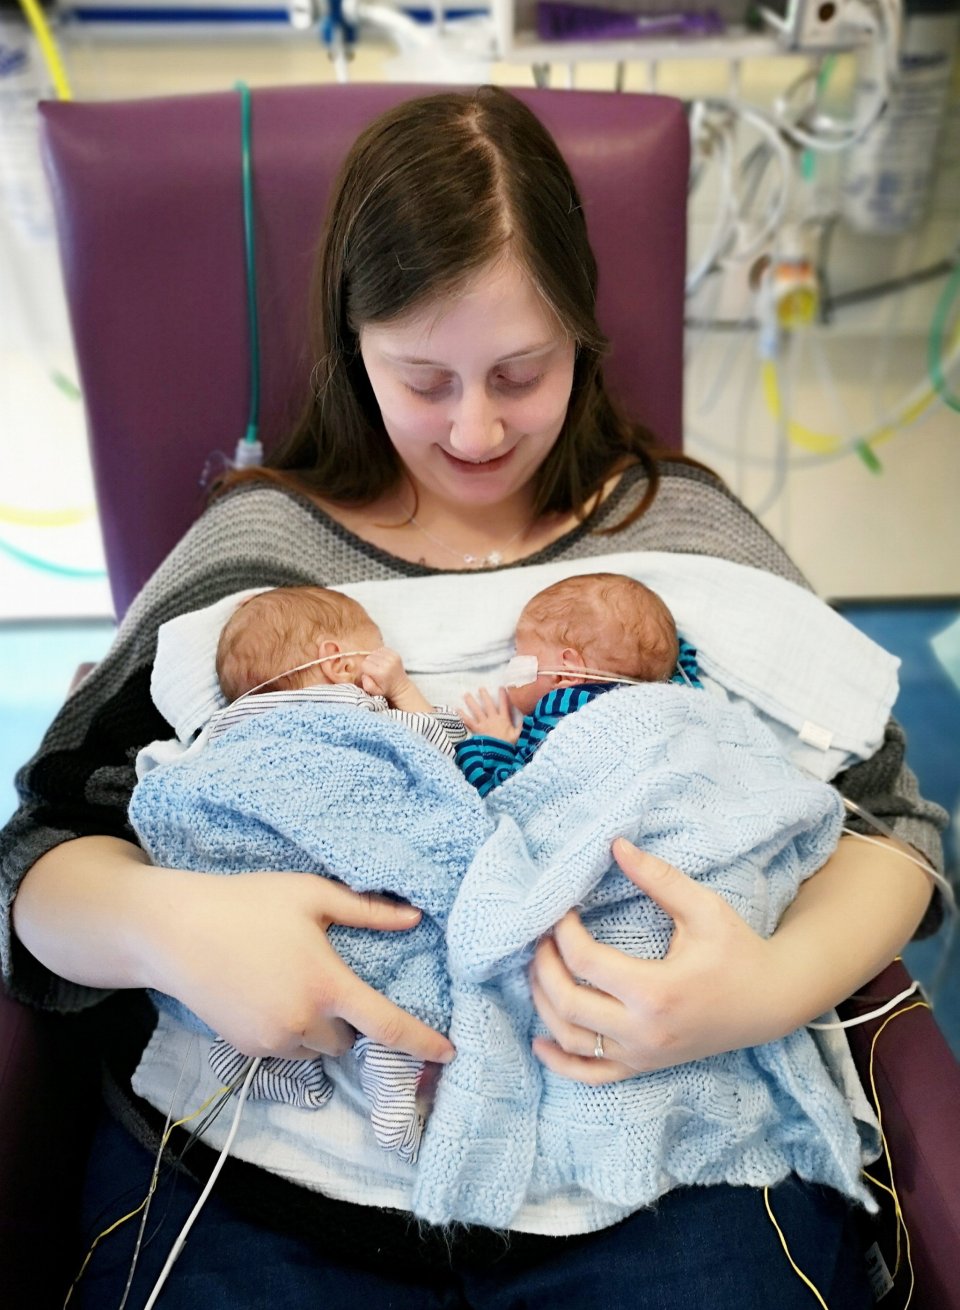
[2,607,958,1054]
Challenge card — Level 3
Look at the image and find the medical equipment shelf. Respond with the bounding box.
[489,0,799,64]
[497,27,782,63]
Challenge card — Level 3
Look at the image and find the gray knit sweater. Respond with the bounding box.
[0,460,946,1013]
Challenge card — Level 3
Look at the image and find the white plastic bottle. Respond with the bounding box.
[842,0,960,234]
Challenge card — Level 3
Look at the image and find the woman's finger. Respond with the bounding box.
[546,909,659,1000]
[611,839,722,932]
[311,880,423,932]
[531,932,623,1031]
[329,958,455,1065]
[531,1037,636,1085]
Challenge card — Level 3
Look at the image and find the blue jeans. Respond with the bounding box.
[76,1113,873,1309]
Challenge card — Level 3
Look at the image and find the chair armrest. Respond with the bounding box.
[839,959,960,1310]
[0,987,98,1296]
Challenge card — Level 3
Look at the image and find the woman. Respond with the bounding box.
[1,86,944,1306]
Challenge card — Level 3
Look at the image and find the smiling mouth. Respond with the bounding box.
[441,448,514,468]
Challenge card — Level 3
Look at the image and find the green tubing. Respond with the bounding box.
[236,82,261,445]
[928,260,960,414]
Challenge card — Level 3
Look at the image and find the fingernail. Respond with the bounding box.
[396,906,421,923]
[437,1043,456,1064]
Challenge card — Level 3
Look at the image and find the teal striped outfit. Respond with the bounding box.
[456,639,702,797]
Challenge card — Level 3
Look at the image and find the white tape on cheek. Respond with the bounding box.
[504,654,539,686]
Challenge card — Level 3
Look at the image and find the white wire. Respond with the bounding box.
[803,791,956,1031]
[806,980,921,1029]
[686,100,795,297]
[771,2,896,153]
[117,1051,192,1309]
[142,1056,262,1310]
[720,103,794,264]
[686,106,738,296]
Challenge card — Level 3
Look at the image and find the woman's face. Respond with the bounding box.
[359,259,576,511]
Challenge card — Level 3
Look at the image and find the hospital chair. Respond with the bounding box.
[0,83,957,1307]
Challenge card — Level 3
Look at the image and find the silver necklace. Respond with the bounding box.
[405,512,531,569]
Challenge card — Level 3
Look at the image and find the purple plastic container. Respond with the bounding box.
[536,3,725,41]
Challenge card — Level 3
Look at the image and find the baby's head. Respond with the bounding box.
[508,572,678,715]
[216,586,382,703]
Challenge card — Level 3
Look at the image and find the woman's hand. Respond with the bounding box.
[530,830,932,1084]
[529,838,793,1083]
[147,869,456,1063]
[13,837,454,1066]
[461,687,521,744]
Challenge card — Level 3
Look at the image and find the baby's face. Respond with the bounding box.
[506,627,570,716]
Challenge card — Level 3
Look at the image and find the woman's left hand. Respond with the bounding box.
[530,837,795,1083]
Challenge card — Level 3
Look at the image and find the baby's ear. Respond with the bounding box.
[560,647,588,674]
[317,640,353,684]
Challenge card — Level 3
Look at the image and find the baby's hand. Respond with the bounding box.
[361,649,434,715]
[461,687,521,744]
[359,648,409,701]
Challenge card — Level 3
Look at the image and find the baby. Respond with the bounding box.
[135,585,477,1163]
[457,572,699,795]
[213,584,466,757]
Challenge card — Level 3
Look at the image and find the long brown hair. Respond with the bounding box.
[218,86,681,527]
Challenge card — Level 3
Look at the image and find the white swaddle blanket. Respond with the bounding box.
[146,551,900,781]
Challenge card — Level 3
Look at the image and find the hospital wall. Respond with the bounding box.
[1,26,958,619]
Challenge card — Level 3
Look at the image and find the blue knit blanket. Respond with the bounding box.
[129,687,872,1227]
[412,684,870,1225]
[129,703,493,1033]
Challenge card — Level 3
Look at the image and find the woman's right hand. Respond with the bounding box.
[152,869,456,1063]
[13,836,455,1065]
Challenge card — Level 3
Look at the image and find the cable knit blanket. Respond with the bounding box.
[412,683,871,1225]
[129,703,493,1035]
[129,683,874,1228]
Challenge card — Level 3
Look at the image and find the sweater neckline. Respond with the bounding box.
[232,464,646,579]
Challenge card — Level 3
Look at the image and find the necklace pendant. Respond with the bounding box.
[462,553,479,567]
[485,551,503,567]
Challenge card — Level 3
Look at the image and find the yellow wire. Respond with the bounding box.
[762,1186,830,1309]
[761,358,947,456]
[760,317,960,456]
[63,1084,233,1306]
[861,1169,896,1200]
[0,503,93,527]
[17,0,73,100]
[762,998,930,1309]
[862,998,930,1308]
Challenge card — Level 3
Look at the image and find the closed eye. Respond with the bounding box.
[497,373,543,393]
[405,381,451,399]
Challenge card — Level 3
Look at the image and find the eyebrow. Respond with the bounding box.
[382,340,559,367]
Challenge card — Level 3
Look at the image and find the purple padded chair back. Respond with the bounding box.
[39,85,689,618]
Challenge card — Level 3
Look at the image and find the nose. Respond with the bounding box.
[448,387,505,460]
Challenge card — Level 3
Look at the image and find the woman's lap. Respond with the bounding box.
[76,1113,872,1309]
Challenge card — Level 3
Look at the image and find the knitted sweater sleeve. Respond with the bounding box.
[0,489,325,1011]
